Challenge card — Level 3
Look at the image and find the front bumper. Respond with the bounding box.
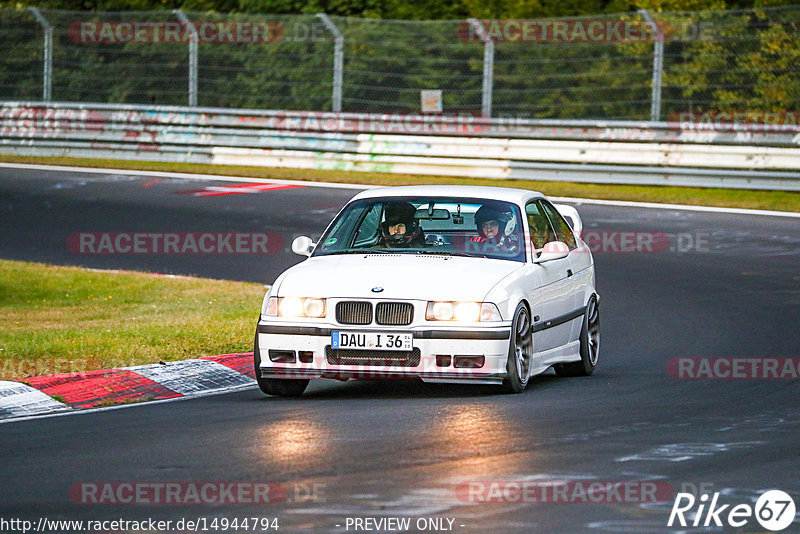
[256,322,512,385]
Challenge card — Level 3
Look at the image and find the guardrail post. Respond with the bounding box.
[174,9,198,107]
[468,19,493,118]
[316,13,343,113]
[28,7,52,102]
[639,9,663,122]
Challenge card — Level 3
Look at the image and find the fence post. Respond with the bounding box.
[28,7,52,102]
[316,13,343,113]
[174,10,198,107]
[468,19,493,118]
[639,9,663,122]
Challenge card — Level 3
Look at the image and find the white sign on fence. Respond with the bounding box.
[421,90,443,113]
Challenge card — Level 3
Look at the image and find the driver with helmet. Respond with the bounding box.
[377,202,425,248]
[470,203,519,254]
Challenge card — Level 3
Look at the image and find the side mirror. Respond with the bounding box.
[291,236,315,257]
[534,241,569,263]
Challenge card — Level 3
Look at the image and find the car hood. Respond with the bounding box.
[276,253,523,302]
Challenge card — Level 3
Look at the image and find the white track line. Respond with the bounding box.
[1,162,798,218]
[550,196,800,219]
[0,162,369,190]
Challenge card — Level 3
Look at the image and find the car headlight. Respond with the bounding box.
[425,301,502,322]
[265,297,326,318]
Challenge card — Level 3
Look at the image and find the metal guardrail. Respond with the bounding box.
[2,102,800,191]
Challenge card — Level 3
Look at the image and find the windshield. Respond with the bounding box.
[314,197,525,262]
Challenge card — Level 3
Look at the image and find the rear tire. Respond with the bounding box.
[554,296,599,377]
[502,303,533,393]
[253,331,309,397]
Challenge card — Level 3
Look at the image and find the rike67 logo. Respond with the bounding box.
[668,490,796,531]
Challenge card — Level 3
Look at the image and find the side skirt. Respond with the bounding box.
[532,340,582,374]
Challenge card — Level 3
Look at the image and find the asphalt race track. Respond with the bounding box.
[1,164,799,533]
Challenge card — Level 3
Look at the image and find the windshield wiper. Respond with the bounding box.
[415,249,474,257]
[323,248,395,255]
[322,248,475,257]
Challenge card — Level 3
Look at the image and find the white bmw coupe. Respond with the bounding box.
[255,185,599,396]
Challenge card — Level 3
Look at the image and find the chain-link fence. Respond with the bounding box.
[2,5,799,120]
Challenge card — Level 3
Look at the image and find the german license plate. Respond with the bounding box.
[331,331,413,351]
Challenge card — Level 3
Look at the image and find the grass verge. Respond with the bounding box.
[2,154,799,213]
[0,259,264,381]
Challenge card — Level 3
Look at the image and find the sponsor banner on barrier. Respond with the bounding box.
[3,104,799,143]
[668,111,800,132]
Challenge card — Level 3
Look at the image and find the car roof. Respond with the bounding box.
[351,185,545,205]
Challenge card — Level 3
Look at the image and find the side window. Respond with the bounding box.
[316,201,373,254]
[540,201,577,250]
[525,201,556,250]
[353,203,383,247]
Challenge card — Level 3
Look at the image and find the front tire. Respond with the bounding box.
[253,331,309,397]
[502,303,533,393]
[554,295,599,377]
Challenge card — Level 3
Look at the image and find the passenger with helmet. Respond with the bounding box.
[377,202,425,248]
[470,203,519,254]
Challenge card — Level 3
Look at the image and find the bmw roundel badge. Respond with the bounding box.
[371,287,384,293]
